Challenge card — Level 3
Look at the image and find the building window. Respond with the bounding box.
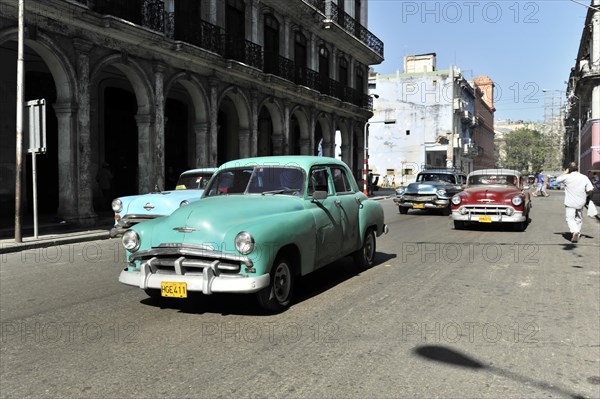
[406,130,410,135]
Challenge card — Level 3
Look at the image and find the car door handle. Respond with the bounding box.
[335,200,342,206]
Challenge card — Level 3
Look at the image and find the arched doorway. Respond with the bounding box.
[257,106,273,156]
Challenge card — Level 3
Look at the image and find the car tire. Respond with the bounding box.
[399,206,409,214]
[441,206,451,216]
[256,257,295,313]
[453,221,466,230]
[144,288,162,300]
[353,228,376,270]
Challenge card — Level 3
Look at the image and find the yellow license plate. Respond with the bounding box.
[478,216,492,223]
[161,282,187,298]
[413,203,425,209]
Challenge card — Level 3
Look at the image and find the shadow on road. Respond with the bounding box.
[413,345,586,399]
[139,251,396,316]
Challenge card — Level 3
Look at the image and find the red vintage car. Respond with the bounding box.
[450,169,532,231]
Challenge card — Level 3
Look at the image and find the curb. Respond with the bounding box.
[0,231,110,255]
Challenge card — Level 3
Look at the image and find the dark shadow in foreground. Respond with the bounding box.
[140,251,396,316]
[413,345,586,399]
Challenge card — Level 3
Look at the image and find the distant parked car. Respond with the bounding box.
[110,168,216,237]
[118,156,388,312]
[393,169,467,215]
[548,176,562,190]
[450,169,531,231]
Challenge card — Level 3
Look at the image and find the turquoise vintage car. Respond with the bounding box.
[118,156,388,311]
[110,168,216,237]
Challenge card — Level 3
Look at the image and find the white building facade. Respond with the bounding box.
[368,55,478,185]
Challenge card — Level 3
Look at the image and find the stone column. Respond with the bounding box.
[250,0,260,43]
[209,78,219,166]
[153,62,166,190]
[54,102,79,222]
[239,129,251,158]
[281,101,291,155]
[135,113,153,193]
[194,122,209,167]
[73,38,96,225]
[250,90,258,157]
[283,17,290,58]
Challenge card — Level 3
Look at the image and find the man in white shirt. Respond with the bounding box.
[556,162,594,243]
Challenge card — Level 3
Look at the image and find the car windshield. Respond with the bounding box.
[417,173,456,184]
[469,174,518,186]
[204,166,305,197]
[175,172,213,190]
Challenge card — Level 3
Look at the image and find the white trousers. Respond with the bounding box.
[565,207,583,234]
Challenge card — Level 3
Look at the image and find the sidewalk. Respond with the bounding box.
[0,189,395,254]
[0,211,114,254]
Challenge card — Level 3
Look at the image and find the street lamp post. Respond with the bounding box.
[572,94,581,168]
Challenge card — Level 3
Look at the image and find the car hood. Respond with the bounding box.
[120,190,204,215]
[140,195,305,248]
[461,186,521,202]
[404,181,452,194]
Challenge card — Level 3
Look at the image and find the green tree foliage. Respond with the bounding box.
[503,127,545,172]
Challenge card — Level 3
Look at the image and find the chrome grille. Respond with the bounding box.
[403,195,437,202]
[462,206,508,215]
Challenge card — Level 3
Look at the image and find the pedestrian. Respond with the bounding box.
[556,162,594,243]
[533,168,549,197]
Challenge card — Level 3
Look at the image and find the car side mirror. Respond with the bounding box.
[312,190,328,201]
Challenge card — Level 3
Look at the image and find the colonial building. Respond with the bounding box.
[565,0,600,172]
[0,0,383,223]
[368,54,484,185]
[471,76,495,169]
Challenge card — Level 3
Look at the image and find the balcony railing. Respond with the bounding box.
[223,36,263,70]
[304,0,326,14]
[76,0,371,109]
[327,2,384,59]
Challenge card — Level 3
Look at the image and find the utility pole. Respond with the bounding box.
[15,0,25,243]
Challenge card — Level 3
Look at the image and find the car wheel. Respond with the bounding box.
[256,257,295,312]
[353,228,376,270]
[453,221,466,230]
[144,288,162,300]
[399,206,409,214]
[441,206,451,216]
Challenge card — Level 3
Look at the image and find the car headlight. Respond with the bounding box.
[436,189,447,197]
[112,198,123,213]
[512,196,523,206]
[235,231,255,255]
[122,230,140,252]
[451,195,462,205]
[179,200,190,207]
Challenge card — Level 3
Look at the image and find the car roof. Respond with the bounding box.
[180,167,217,176]
[468,169,522,177]
[217,156,348,171]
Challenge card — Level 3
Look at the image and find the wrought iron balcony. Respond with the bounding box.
[92,0,166,34]
[327,2,384,58]
[223,35,263,70]
[304,0,326,14]
[170,16,224,55]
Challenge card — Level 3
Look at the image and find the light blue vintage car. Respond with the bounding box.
[118,156,388,312]
[110,168,216,237]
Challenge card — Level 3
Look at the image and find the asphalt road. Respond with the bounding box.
[1,192,599,399]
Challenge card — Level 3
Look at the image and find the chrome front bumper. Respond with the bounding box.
[393,197,449,209]
[109,214,165,237]
[119,257,270,295]
[451,209,526,223]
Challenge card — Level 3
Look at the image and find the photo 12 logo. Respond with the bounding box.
[401,2,540,24]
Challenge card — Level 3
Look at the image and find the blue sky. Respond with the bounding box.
[368,0,589,122]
